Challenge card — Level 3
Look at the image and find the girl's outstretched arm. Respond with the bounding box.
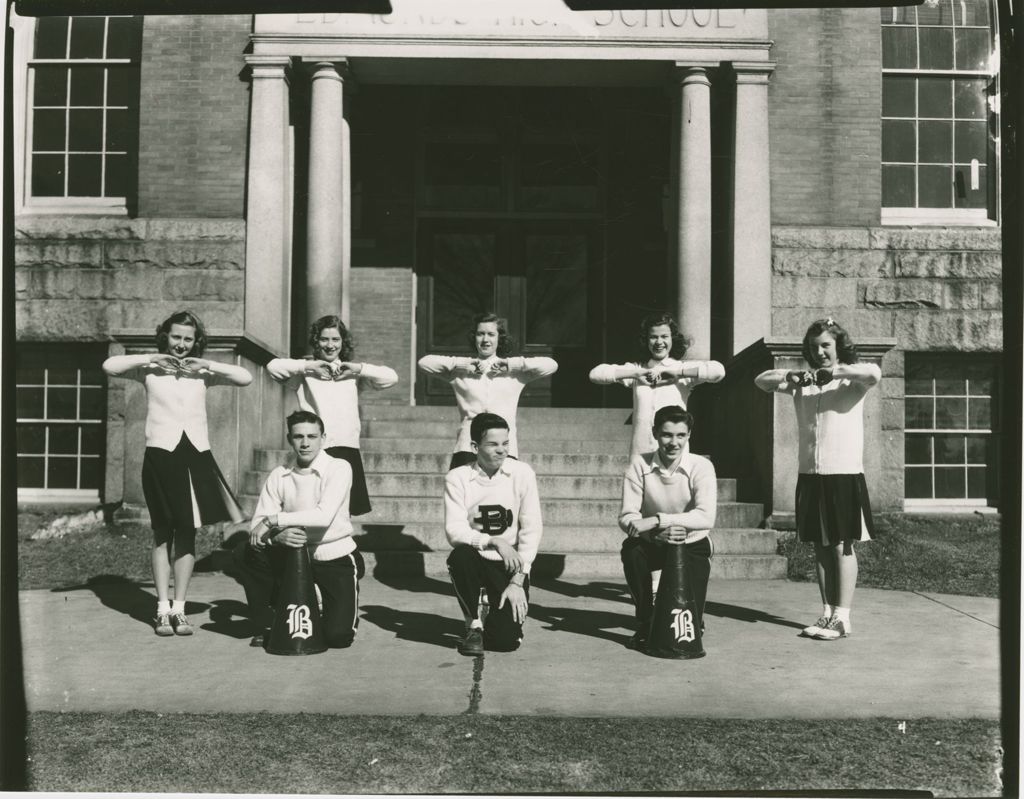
[589,362,644,384]
[506,356,558,380]
[102,353,172,377]
[417,354,475,376]
[355,362,399,389]
[831,362,881,387]
[754,368,795,393]
[669,360,726,384]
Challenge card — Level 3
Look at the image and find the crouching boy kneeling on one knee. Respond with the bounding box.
[235,410,364,649]
[445,412,544,656]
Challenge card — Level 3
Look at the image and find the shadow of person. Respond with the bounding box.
[360,604,464,649]
[704,600,805,630]
[52,575,211,628]
[199,598,257,640]
[530,577,632,605]
[527,602,636,647]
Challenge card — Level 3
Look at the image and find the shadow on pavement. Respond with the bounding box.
[704,600,804,630]
[52,575,211,628]
[360,604,464,649]
[530,577,632,605]
[528,602,635,646]
[200,598,258,639]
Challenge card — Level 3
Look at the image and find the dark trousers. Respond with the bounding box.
[233,540,365,648]
[621,536,712,633]
[447,544,529,652]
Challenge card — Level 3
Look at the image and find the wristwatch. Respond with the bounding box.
[510,573,526,587]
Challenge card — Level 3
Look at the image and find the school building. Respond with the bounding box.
[12,2,1003,567]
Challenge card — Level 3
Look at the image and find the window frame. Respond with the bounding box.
[880,1,1000,225]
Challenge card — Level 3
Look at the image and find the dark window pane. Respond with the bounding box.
[48,457,79,489]
[33,66,69,107]
[105,154,129,197]
[79,387,105,419]
[954,165,988,208]
[49,425,79,455]
[919,164,953,207]
[68,109,103,151]
[958,0,990,26]
[106,17,142,60]
[17,387,45,419]
[883,77,916,117]
[882,26,918,68]
[882,120,916,162]
[81,424,104,456]
[965,435,988,464]
[525,233,588,346]
[968,397,991,429]
[17,424,46,455]
[32,154,65,196]
[968,374,993,395]
[917,0,954,25]
[905,377,933,395]
[919,120,952,163]
[905,467,932,498]
[17,457,45,488]
[106,67,139,108]
[906,397,934,428]
[48,387,77,419]
[935,376,966,394]
[35,17,69,58]
[905,434,932,464]
[422,142,502,210]
[918,77,952,118]
[105,109,132,150]
[934,434,965,464]
[966,467,987,499]
[934,467,965,499]
[954,79,989,120]
[428,233,496,348]
[69,66,104,106]
[80,367,105,387]
[16,364,45,384]
[33,109,67,152]
[955,28,992,71]
[67,154,102,196]
[882,165,915,206]
[906,358,933,381]
[955,121,989,162]
[935,397,967,428]
[48,367,78,384]
[80,457,102,489]
[919,27,954,69]
[69,17,105,59]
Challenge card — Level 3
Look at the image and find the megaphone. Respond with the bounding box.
[646,542,705,659]
[264,545,327,656]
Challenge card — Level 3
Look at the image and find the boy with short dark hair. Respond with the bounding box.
[444,412,543,656]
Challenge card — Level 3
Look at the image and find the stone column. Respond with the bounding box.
[244,55,291,355]
[306,61,348,324]
[674,65,713,360]
[731,63,775,357]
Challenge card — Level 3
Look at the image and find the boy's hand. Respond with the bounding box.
[498,583,529,624]
[272,527,307,548]
[490,538,524,574]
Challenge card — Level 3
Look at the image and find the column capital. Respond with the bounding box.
[300,57,351,81]
[244,54,292,81]
[732,61,776,84]
[672,62,717,86]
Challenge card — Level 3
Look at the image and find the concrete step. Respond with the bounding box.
[361,551,788,581]
[235,494,764,528]
[259,438,647,455]
[362,405,632,424]
[241,469,738,502]
[364,420,632,441]
[350,524,778,555]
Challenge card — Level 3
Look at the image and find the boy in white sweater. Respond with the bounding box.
[445,413,544,656]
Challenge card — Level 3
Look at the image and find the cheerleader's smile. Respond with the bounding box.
[167,323,196,358]
[647,324,672,361]
[316,327,344,363]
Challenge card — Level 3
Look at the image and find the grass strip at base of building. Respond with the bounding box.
[26,712,1001,796]
[778,513,1000,597]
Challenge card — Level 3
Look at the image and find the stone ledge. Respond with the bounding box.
[14,216,245,241]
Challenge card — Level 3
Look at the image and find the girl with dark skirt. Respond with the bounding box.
[266,315,398,516]
[103,310,252,636]
[755,317,881,641]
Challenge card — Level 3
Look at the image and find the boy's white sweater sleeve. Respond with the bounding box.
[617,461,644,533]
[655,459,718,531]
[277,460,351,533]
[444,471,489,550]
[358,362,399,389]
[250,470,284,532]
[515,467,543,573]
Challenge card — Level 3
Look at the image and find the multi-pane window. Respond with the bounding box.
[904,355,998,506]
[28,16,141,204]
[16,345,107,498]
[881,0,998,217]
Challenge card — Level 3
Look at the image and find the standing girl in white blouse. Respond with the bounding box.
[589,312,725,459]
[418,313,558,470]
[755,317,881,642]
[103,310,253,637]
[266,315,398,516]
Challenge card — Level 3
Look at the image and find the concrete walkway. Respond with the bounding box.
[20,573,1000,719]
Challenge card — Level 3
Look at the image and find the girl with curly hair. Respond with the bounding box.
[418,312,558,470]
[755,317,881,642]
[266,314,398,516]
[103,310,252,636]
[589,312,725,459]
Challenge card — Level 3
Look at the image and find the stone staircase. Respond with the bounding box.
[238,405,787,580]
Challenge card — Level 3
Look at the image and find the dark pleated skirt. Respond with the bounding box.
[795,473,875,546]
[142,434,244,534]
[325,446,370,516]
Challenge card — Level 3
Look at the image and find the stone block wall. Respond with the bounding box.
[15,217,246,341]
[767,7,882,226]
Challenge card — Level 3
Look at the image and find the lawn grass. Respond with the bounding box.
[778,513,1001,598]
[26,712,1001,796]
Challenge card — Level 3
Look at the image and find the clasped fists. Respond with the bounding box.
[459,358,509,377]
[307,360,363,381]
[150,354,211,377]
[785,369,834,387]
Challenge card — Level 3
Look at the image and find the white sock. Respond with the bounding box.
[822,604,834,619]
[834,606,851,624]
[157,600,171,614]
[468,620,483,630]
[170,600,186,614]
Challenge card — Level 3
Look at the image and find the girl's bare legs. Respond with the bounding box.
[172,553,195,603]
[836,542,857,609]
[152,542,171,602]
[813,543,838,607]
